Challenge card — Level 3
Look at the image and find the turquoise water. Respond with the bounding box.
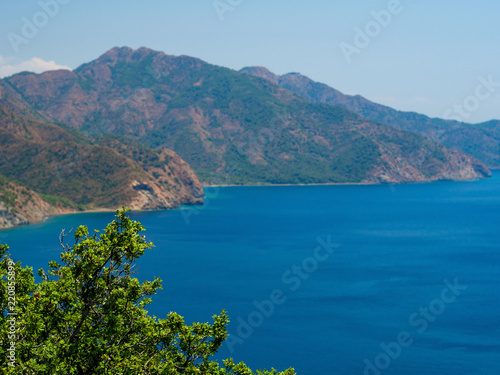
[1,175,499,374]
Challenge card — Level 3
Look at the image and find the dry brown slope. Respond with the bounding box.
[0,80,204,229]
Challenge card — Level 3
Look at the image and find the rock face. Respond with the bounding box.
[241,66,500,168]
[128,149,204,210]
[362,147,492,184]
[0,202,29,228]
[0,178,75,230]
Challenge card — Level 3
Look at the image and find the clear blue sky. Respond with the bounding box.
[1,0,499,123]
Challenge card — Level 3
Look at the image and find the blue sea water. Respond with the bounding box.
[1,174,499,375]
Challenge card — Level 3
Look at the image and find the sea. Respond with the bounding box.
[1,173,499,375]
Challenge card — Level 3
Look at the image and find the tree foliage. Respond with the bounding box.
[0,209,295,375]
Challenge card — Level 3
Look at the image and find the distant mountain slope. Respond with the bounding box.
[0,80,203,228]
[4,47,490,185]
[240,67,500,168]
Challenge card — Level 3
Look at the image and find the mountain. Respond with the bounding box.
[3,47,490,187]
[0,79,203,229]
[240,67,500,168]
[0,174,72,229]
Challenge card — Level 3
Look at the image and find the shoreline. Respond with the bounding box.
[203,175,493,188]
[2,173,495,231]
[0,207,117,232]
[203,182,372,188]
[0,201,204,232]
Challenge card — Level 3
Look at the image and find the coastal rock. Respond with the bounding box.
[0,202,29,228]
[0,179,74,230]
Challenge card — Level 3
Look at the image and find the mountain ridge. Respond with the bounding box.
[3,46,490,188]
[240,66,500,168]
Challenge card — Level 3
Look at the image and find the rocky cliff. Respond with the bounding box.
[0,176,76,230]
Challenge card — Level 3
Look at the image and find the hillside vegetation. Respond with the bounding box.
[4,47,491,185]
[0,80,204,229]
[241,66,500,168]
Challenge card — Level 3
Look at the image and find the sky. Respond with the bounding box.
[1,0,499,123]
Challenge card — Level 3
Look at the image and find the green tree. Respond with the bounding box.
[0,209,295,375]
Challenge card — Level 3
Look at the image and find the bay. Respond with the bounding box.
[1,174,499,374]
